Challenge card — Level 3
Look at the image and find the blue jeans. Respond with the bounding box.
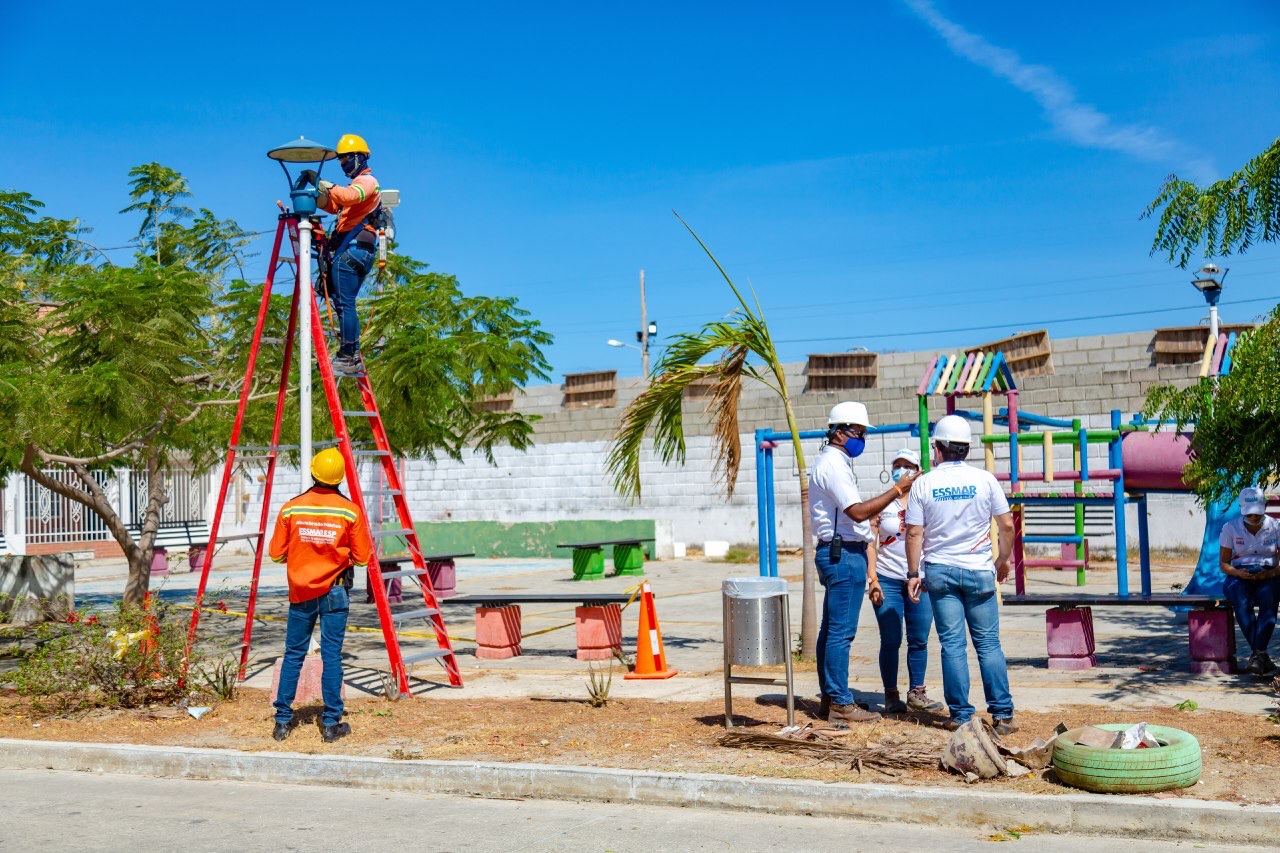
[273,585,350,726]
[814,542,868,706]
[872,574,933,691]
[923,563,1013,722]
[333,245,373,355]
[1223,575,1280,653]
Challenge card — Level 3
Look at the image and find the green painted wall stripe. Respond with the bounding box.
[404,519,657,559]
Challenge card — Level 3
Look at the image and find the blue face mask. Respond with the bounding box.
[891,467,907,483]
[842,435,866,458]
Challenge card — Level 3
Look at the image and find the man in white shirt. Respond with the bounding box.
[809,401,919,726]
[905,415,1016,734]
[1218,487,1280,675]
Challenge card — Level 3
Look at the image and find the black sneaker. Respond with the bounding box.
[320,722,352,743]
[1246,652,1265,675]
[993,717,1020,736]
[1256,652,1277,676]
[271,720,298,742]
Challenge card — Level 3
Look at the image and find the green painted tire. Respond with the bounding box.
[1052,724,1201,794]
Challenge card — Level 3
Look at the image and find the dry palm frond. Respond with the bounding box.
[718,728,941,774]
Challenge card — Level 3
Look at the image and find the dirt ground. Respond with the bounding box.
[2,687,1277,804]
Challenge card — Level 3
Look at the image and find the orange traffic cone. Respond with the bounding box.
[625,580,677,680]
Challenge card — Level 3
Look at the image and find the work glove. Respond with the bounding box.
[318,179,334,191]
[293,169,318,190]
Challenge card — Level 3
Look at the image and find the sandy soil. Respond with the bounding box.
[2,688,1276,804]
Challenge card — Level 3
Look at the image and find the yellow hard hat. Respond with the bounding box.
[336,134,370,155]
[310,448,347,485]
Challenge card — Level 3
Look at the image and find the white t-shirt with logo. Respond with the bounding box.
[905,461,1010,572]
[1219,516,1280,566]
[876,497,910,580]
[809,445,873,544]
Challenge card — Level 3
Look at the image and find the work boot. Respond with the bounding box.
[906,686,945,713]
[992,717,1020,736]
[1256,652,1277,676]
[271,720,298,742]
[883,689,907,714]
[332,352,365,376]
[319,721,352,743]
[1246,652,1264,675]
[943,717,967,731]
[829,703,881,725]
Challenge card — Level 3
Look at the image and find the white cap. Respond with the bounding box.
[932,414,971,444]
[892,447,921,467]
[1240,487,1267,517]
[827,401,871,428]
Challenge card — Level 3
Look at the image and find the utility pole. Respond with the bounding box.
[639,269,649,376]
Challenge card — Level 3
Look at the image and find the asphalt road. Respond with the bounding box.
[0,768,1263,852]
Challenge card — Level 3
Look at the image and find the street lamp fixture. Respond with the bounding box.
[1191,263,1228,340]
[607,339,640,351]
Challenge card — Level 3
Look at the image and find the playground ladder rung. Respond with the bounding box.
[401,648,452,665]
[391,607,440,622]
[380,568,427,580]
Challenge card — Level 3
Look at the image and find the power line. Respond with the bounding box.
[773,295,1280,346]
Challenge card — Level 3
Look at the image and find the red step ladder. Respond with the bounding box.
[185,211,462,695]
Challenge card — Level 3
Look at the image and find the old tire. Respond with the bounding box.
[1052,724,1201,794]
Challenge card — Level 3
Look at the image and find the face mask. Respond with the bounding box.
[891,467,908,483]
[842,435,866,458]
[1245,514,1265,528]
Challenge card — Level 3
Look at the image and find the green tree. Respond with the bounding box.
[1142,137,1280,502]
[606,218,822,656]
[2,168,552,607]
[120,163,193,265]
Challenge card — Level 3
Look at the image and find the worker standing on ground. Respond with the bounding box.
[809,402,920,726]
[1219,487,1280,676]
[872,447,944,715]
[905,415,1017,734]
[317,133,380,376]
[269,449,373,743]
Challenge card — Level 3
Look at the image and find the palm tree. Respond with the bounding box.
[606,216,820,656]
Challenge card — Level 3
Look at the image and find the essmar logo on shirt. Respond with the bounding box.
[932,485,978,501]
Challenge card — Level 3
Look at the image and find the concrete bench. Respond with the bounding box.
[450,593,630,661]
[1004,593,1235,673]
[372,552,474,603]
[556,539,654,581]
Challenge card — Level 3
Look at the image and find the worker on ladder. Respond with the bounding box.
[269,448,373,743]
[314,133,381,376]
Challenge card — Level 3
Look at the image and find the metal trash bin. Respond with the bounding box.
[722,577,793,727]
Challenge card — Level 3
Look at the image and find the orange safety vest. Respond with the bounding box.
[321,168,380,236]
[269,486,374,604]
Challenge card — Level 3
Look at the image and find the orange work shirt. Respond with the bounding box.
[321,168,380,236]
[269,486,374,604]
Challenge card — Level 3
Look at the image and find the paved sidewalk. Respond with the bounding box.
[74,553,1280,713]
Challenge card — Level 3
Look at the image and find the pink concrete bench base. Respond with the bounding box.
[476,605,522,659]
[575,603,623,661]
[269,656,345,704]
[1046,606,1097,670]
[1188,608,1236,674]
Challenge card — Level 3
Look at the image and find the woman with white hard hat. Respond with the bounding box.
[1218,487,1280,675]
[808,401,921,726]
[871,447,944,714]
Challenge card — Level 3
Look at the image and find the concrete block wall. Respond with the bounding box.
[212,330,1208,555]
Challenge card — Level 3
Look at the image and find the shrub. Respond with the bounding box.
[6,597,200,713]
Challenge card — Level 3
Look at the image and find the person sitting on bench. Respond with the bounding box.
[1219,487,1280,676]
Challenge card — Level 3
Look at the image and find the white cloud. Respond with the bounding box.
[902,0,1215,179]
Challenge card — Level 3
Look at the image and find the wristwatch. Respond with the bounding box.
[907,571,920,579]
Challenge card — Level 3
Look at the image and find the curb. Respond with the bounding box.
[2,738,1278,845]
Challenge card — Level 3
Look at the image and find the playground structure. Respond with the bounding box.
[754,348,1217,601]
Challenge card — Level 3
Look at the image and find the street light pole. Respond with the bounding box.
[639,269,648,376]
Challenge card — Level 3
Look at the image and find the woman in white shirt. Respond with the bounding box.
[1218,487,1280,675]
[872,448,944,714]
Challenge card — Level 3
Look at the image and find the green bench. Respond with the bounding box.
[556,538,654,581]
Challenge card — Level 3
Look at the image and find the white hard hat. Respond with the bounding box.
[892,447,921,467]
[932,414,971,444]
[828,401,871,428]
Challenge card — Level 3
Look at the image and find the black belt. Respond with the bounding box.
[817,539,868,551]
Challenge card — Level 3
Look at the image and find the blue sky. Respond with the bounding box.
[4,1,1278,378]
